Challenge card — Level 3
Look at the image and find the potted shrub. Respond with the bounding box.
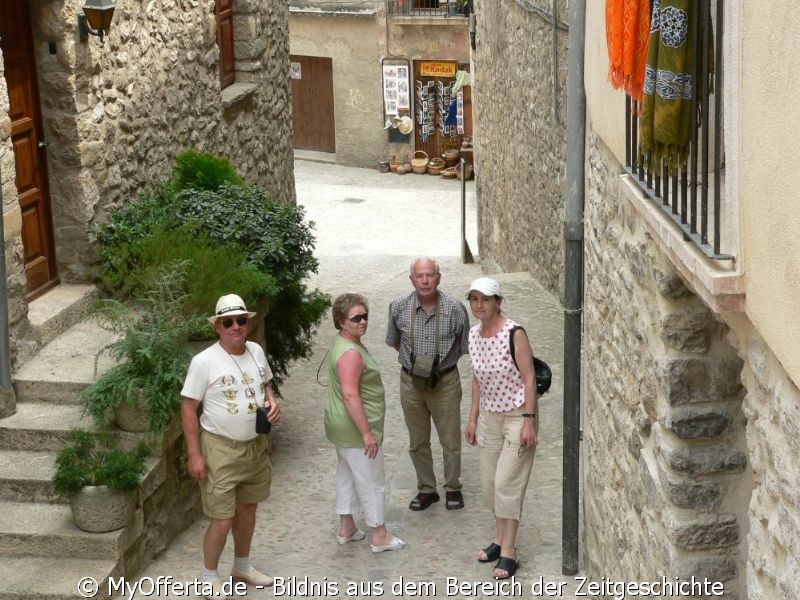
[53,430,150,533]
[89,151,329,389]
[80,261,207,434]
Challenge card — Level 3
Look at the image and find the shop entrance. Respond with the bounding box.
[412,60,472,161]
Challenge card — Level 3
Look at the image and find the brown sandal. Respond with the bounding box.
[408,492,440,511]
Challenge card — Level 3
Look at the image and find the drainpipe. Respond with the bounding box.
[0,159,17,418]
[562,0,585,576]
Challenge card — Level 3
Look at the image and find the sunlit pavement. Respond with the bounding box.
[131,159,580,599]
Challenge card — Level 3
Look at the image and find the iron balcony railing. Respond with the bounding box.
[625,0,730,261]
[386,0,471,18]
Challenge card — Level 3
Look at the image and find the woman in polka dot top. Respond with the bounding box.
[464,277,538,581]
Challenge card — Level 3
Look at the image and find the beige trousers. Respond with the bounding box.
[400,367,462,493]
[477,407,536,520]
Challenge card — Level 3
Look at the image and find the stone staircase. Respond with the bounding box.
[0,284,200,600]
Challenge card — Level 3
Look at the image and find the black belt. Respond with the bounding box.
[401,364,457,377]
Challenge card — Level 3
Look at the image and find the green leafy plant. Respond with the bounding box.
[80,261,207,433]
[172,149,244,191]
[89,152,330,387]
[95,225,277,312]
[53,430,150,496]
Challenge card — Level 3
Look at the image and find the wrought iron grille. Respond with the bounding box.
[625,0,730,260]
[386,0,471,18]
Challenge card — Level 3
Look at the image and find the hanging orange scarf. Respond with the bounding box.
[606,0,651,101]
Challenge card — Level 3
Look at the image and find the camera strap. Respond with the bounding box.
[409,295,441,371]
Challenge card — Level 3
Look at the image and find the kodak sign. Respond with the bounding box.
[419,62,456,77]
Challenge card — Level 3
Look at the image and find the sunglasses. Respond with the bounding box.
[221,316,249,328]
[347,313,369,324]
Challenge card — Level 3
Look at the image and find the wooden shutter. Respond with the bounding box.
[216,0,235,88]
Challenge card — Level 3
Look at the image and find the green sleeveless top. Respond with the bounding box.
[324,335,386,447]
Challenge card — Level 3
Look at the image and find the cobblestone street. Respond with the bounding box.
[132,159,579,599]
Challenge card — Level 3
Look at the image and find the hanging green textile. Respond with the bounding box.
[639,0,695,170]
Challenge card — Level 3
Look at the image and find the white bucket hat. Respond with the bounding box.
[208,294,257,324]
[466,277,503,298]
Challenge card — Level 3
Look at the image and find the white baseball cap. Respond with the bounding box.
[466,277,503,298]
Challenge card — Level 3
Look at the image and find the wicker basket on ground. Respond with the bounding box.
[410,151,429,174]
[428,157,445,175]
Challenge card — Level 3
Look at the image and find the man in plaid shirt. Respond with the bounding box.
[386,257,470,511]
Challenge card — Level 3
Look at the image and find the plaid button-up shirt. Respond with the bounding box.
[385,290,469,372]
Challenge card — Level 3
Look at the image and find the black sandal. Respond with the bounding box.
[478,543,501,563]
[493,556,520,580]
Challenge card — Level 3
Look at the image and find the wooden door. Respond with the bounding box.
[290,55,335,153]
[0,0,58,298]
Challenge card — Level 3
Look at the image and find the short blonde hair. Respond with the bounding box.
[331,293,369,331]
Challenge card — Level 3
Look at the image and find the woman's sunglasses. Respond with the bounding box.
[221,316,249,328]
[347,313,369,324]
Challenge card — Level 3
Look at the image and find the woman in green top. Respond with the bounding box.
[325,293,406,554]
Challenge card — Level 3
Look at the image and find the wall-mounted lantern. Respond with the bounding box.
[78,0,116,44]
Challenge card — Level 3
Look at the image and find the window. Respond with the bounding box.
[624,0,728,260]
[216,0,235,88]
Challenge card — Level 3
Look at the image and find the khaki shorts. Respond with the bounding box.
[200,430,271,519]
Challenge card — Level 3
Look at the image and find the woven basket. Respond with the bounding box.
[390,159,401,173]
[428,157,445,175]
[444,149,461,168]
[410,151,429,174]
[441,166,458,179]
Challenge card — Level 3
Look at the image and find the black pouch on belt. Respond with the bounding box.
[255,405,271,434]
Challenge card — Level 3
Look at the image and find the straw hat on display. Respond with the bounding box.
[398,115,414,135]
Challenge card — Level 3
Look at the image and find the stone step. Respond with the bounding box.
[0,403,158,453]
[0,449,64,504]
[13,319,118,405]
[27,283,100,348]
[0,556,120,600]
[0,499,143,560]
[0,403,89,451]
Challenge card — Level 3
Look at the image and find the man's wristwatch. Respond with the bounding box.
[522,413,536,419]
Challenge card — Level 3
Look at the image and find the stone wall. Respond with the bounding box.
[472,0,567,295]
[737,332,800,598]
[2,1,294,364]
[583,128,748,596]
[122,425,202,580]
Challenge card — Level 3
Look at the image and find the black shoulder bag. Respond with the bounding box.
[508,326,552,396]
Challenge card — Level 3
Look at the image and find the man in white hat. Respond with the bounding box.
[181,294,281,597]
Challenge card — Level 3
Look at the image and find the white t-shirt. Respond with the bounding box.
[181,341,273,441]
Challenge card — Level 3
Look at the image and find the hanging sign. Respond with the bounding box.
[420,61,456,78]
[290,62,302,79]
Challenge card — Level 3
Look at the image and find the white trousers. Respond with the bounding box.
[335,446,386,528]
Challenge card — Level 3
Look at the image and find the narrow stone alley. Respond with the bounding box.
[132,159,576,599]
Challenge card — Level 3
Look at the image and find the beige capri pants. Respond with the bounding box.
[476,407,537,520]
